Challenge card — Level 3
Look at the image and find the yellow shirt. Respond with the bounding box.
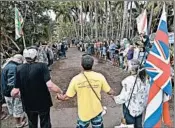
[66,71,111,121]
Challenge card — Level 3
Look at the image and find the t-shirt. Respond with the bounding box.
[16,62,52,111]
[66,71,111,121]
[127,49,134,60]
[109,43,116,53]
[133,48,140,60]
[114,75,149,117]
[103,46,107,55]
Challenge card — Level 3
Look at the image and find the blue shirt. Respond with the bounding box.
[109,43,116,53]
[103,47,107,55]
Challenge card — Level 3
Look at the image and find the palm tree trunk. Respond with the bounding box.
[95,1,98,39]
[148,2,154,35]
[131,23,135,38]
[105,1,108,39]
[89,1,93,39]
[109,2,114,39]
[32,13,35,45]
[102,19,105,38]
[126,17,129,38]
[119,21,122,38]
[128,2,132,38]
[121,1,128,40]
[89,2,93,39]
[80,1,83,39]
[71,16,78,38]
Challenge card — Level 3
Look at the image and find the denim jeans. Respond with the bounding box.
[26,108,51,128]
[123,104,142,128]
[119,55,124,68]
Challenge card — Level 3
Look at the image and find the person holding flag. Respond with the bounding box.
[144,3,172,128]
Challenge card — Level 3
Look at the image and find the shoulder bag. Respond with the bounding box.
[83,72,107,116]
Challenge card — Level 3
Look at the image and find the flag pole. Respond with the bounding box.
[22,35,26,49]
[22,3,27,49]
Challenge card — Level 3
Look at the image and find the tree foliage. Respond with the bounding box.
[0,1,174,55]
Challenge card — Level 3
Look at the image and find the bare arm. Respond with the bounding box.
[46,80,63,94]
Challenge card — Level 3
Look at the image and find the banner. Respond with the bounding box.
[136,9,148,35]
[15,6,24,40]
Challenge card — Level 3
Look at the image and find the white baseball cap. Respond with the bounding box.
[23,48,38,59]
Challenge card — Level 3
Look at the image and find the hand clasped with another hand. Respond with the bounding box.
[56,93,65,101]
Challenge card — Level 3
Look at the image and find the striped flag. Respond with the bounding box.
[136,9,148,35]
[144,4,172,128]
[15,6,24,40]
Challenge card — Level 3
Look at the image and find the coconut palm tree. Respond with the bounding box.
[121,1,128,40]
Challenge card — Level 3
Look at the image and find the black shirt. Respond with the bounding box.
[16,62,53,111]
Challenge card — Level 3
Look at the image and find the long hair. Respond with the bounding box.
[138,68,146,83]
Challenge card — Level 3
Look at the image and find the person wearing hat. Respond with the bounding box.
[1,54,28,127]
[114,60,150,128]
[11,49,63,128]
[57,54,114,128]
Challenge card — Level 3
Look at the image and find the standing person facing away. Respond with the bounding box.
[11,48,63,128]
[114,60,149,128]
[1,54,27,128]
[109,40,116,65]
[57,54,114,128]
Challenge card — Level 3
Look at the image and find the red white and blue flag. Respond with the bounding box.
[136,9,148,35]
[144,4,172,128]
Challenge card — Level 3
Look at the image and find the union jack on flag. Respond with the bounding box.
[144,4,172,128]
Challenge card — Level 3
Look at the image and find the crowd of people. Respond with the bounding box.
[76,33,174,77]
[0,33,174,128]
[0,40,69,127]
[76,33,150,71]
[1,41,69,69]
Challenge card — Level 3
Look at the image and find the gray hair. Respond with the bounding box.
[12,54,24,64]
[81,54,94,70]
[130,59,140,74]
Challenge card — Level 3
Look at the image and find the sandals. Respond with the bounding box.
[0,111,8,120]
[16,120,28,128]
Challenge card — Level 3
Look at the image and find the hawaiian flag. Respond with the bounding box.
[136,9,148,35]
[15,6,24,40]
[144,4,172,128]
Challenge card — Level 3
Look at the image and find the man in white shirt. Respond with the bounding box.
[114,60,149,128]
[133,43,140,60]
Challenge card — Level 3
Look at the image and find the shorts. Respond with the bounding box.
[127,60,132,71]
[5,97,24,118]
[76,113,103,128]
[114,54,119,61]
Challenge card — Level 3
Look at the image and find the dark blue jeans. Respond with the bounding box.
[61,50,66,57]
[123,104,142,128]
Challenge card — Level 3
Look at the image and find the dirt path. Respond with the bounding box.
[51,47,128,109]
[1,47,174,128]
